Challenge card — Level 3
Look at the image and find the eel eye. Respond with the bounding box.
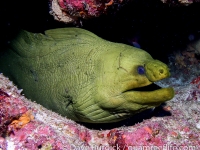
[137,66,145,75]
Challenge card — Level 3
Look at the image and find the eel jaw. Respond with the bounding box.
[123,83,174,105]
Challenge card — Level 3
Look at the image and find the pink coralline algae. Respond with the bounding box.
[0,64,200,150]
[49,0,125,23]
[57,0,114,17]
[0,87,28,137]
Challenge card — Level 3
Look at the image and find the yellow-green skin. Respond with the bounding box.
[0,28,174,123]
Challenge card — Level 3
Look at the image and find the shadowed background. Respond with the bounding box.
[1,0,200,62]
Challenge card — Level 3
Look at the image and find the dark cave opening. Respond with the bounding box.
[1,0,200,62]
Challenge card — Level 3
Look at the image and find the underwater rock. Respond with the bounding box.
[0,75,28,137]
[49,0,200,24]
[160,0,200,6]
[49,0,127,23]
[49,0,75,23]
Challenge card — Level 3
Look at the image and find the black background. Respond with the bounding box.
[1,0,200,61]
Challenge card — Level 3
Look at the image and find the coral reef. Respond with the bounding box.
[49,0,75,23]
[171,37,200,78]
[188,38,200,56]
[49,0,200,24]
[174,50,199,68]
[0,56,200,149]
[49,0,126,23]
[0,80,27,137]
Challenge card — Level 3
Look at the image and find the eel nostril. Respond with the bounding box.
[159,69,164,74]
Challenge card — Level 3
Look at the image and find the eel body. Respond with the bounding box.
[0,28,174,123]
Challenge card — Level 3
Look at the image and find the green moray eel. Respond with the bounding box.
[0,28,174,123]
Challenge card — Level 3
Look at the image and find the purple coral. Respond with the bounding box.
[58,0,112,18]
[49,0,126,23]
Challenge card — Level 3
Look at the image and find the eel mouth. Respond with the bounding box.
[133,83,162,92]
[122,83,174,104]
[124,83,163,92]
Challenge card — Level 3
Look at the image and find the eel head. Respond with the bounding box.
[87,45,174,123]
